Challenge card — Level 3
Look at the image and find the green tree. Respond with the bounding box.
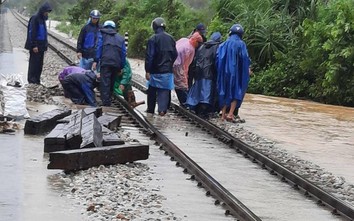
[301,0,354,105]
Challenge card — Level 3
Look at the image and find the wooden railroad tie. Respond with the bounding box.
[44,108,124,153]
[34,106,148,171]
[24,108,72,135]
[47,144,149,171]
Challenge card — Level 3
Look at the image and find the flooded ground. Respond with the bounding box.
[239,94,354,184]
[0,103,84,221]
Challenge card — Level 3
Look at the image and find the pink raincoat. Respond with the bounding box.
[173,32,203,90]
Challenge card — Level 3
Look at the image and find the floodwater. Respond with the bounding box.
[0,49,28,84]
[0,49,83,220]
[0,130,83,221]
[0,103,84,221]
[239,94,354,184]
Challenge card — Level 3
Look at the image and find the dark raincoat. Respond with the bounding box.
[61,70,98,107]
[216,34,250,109]
[77,19,100,59]
[24,2,52,52]
[186,35,221,110]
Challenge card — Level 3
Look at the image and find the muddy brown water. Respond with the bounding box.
[240,94,354,184]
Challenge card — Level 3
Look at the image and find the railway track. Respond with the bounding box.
[11,10,354,220]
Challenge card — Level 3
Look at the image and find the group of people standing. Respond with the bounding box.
[67,9,128,108]
[25,2,251,122]
[25,4,131,108]
[145,18,251,122]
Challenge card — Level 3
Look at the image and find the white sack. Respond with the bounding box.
[0,74,29,119]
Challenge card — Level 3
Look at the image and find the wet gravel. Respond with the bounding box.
[5,11,354,221]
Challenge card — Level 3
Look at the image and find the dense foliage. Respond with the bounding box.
[249,0,354,106]
[67,0,211,57]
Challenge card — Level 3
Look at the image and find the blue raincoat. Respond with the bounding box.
[216,34,250,108]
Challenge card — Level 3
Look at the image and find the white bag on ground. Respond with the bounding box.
[0,74,29,119]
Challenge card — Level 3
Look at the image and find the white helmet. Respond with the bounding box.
[103,20,116,29]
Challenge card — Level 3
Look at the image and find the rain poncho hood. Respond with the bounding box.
[174,36,200,90]
[58,66,86,81]
[189,32,203,48]
[210,32,222,42]
[37,2,52,20]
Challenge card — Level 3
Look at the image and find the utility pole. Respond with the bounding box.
[0,0,4,13]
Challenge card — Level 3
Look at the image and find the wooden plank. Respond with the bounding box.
[46,114,106,152]
[56,110,80,124]
[80,113,103,148]
[98,114,122,130]
[24,109,71,135]
[101,126,124,146]
[83,107,102,118]
[47,144,149,171]
[64,111,83,150]
[44,123,66,153]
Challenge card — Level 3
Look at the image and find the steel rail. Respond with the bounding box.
[131,79,354,220]
[113,94,262,221]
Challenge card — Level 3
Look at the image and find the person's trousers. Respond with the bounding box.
[61,77,85,104]
[100,66,120,106]
[27,51,44,84]
[79,57,94,70]
[147,86,170,114]
[175,88,188,106]
[188,71,195,89]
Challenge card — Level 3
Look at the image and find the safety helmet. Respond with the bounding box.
[90,10,101,19]
[229,24,244,37]
[103,20,116,29]
[151,17,166,31]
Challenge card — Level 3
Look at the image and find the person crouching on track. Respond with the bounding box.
[113,59,145,108]
[58,66,86,97]
[92,20,127,107]
[61,70,98,107]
